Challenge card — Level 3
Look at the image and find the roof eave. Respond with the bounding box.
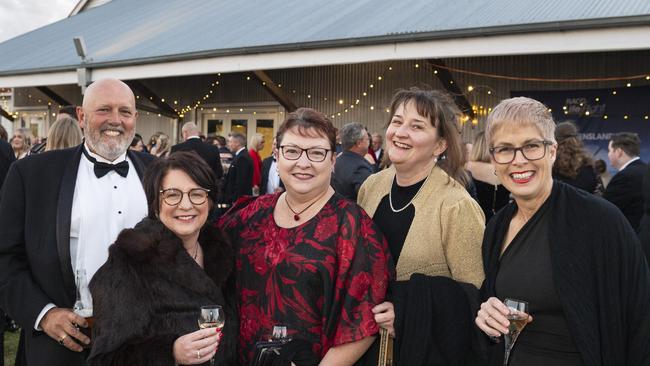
[2,14,649,77]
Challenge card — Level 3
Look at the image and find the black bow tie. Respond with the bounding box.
[82,148,129,178]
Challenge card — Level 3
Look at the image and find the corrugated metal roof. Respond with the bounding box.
[1,0,649,75]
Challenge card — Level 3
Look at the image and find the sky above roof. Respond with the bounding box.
[0,0,77,42]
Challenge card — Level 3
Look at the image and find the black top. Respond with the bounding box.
[481,181,650,366]
[496,199,581,365]
[372,177,425,263]
[474,180,510,223]
[553,164,598,194]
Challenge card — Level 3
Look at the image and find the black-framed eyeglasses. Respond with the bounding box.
[159,188,210,206]
[489,140,553,164]
[279,145,330,162]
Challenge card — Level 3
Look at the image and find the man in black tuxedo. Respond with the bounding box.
[332,122,374,201]
[0,138,15,366]
[171,122,223,181]
[0,79,153,366]
[604,132,646,232]
[0,138,14,191]
[224,132,253,203]
[260,137,284,195]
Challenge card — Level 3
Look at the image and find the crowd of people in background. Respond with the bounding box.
[1,79,650,366]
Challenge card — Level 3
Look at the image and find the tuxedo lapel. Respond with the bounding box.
[127,150,147,181]
[55,145,83,304]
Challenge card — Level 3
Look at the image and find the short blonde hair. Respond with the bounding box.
[249,133,264,151]
[485,97,556,146]
[46,117,83,151]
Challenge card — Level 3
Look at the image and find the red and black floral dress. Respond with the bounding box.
[218,192,393,365]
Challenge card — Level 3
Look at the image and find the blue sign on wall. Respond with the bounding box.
[512,85,650,168]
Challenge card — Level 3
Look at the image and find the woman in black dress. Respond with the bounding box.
[475,97,650,366]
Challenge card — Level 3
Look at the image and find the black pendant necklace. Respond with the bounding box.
[284,191,328,221]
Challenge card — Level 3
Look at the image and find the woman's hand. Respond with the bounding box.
[372,302,395,337]
[173,328,221,365]
[475,297,533,338]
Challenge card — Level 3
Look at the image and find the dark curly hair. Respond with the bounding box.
[553,122,593,179]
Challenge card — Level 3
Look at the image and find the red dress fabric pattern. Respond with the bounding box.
[218,192,393,364]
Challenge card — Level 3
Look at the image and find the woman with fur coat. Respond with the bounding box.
[88,152,237,365]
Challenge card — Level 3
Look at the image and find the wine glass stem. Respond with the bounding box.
[503,348,511,366]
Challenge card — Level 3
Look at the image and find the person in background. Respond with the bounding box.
[603,132,646,232]
[248,133,265,195]
[88,152,236,365]
[371,133,384,171]
[594,159,612,190]
[129,134,146,153]
[10,128,31,159]
[147,132,162,154]
[358,88,485,365]
[219,107,392,365]
[467,131,510,222]
[260,137,284,195]
[171,122,223,183]
[332,122,374,201]
[214,135,233,173]
[224,133,253,204]
[151,133,171,158]
[45,117,83,152]
[475,97,650,366]
[552,122,598,193]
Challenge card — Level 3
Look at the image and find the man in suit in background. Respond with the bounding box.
[0,79,153,366]
[260,137,284,195]
[371,132,384,171]
[224,132,253,204]
[332,122,374,201]
[604,132,646,232]
[171,122,223,181]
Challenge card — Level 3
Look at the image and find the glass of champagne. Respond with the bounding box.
[502,298,529,366]
[73,269,93,347]
[198,305,225,365]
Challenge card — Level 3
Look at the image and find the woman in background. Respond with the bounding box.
[552,121,598,193]
[467,131,510,222]
[151,133,171,158]
[45,117,83,152]
[248,133,265,195]
[10,128,31,159]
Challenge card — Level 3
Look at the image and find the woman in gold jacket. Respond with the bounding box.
[357,88,485,364]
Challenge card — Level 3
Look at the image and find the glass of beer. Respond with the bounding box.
[502,298,529,366]
[198,305,225,365]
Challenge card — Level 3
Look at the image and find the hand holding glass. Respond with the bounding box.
[502,299,529,366]
[198,305,225,365]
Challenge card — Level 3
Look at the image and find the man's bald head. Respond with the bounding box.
[181,122,200,140]
[77,78,138,161]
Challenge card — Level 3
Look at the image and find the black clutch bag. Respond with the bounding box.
[250,340,285,366]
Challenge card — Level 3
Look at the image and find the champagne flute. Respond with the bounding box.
[502,298,529,366]
[73,269,94,347]
[198,305,225,365]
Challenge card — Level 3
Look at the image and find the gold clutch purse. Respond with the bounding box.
[377,328,394,366]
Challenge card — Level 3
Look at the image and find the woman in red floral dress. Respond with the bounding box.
[219,107,393,365]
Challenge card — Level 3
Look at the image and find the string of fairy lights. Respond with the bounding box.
[2,63,650,123]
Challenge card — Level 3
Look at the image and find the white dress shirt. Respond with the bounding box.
[266,158,281,194]
[618,156,640,172]
[35,144,147,329]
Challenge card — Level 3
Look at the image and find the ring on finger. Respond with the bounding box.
[58,335,68,346]
[197,349,201,359]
